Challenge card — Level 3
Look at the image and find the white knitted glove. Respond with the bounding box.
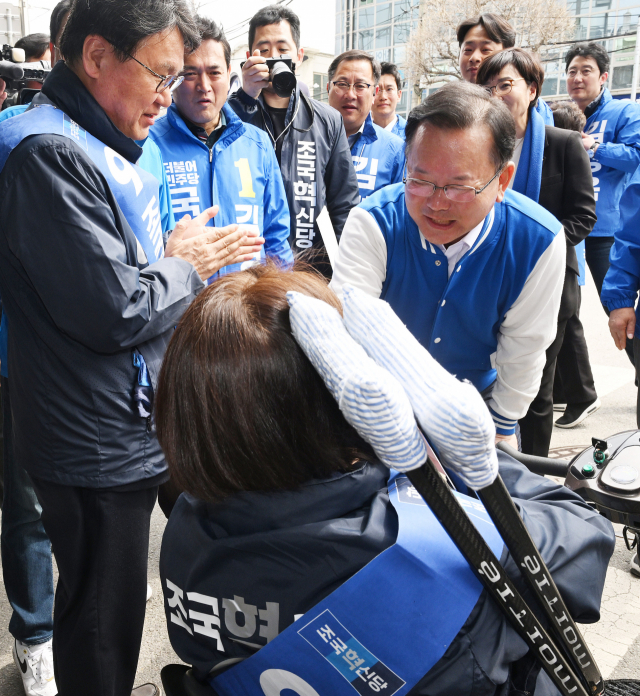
[286,291,427,472]
[341,285,498,490]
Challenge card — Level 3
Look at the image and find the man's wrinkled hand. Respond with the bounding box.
[581,132,596,151]
[609,306,636,351]
[165,210,264,281]
[242,49,270,100]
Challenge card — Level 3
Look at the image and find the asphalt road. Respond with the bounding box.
[0,270,638,695]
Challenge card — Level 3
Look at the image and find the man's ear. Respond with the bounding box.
[495,161,515,202]
[82,34,110,79]
[297,47,304,65]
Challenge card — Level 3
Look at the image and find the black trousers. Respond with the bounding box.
[30,477,158,696]
[520,270,579,457]
[553,296,598,406]
[635,337,640,429]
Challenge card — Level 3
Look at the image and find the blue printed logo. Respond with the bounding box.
[298,610,405,695]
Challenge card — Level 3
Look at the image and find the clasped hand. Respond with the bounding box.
[165,205,265,281]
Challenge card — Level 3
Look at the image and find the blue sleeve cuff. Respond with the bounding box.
[601,295,637,312]
[489,407,517,436]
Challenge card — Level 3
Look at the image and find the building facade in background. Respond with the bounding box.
[335,0,640,110]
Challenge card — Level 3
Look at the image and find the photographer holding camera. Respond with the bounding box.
[229,4,359,273]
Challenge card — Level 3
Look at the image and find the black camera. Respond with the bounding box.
[0,45,51,109]
[265,55,296,98]
[241,54,297,99]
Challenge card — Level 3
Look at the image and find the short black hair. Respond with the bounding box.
[565,41,610,75]
[476,48,545,109]
[248,4,301,52]
[328,49,381,84]
[380,62,402,90]
[60,0,199,66]
[406,81,515,170]
[50,0,72,46]
[15,33,50,61]
[456,13,516,48]
[549,99,586,132]
[194,15,230,68]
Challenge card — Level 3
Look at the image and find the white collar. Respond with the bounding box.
[384,115,398,132]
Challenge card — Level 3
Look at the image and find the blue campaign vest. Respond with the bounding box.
[351,114,405,200]
[585,89,640,238]
[210,471,504,696]
[0,104,164,265]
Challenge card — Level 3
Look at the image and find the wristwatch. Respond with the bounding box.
[589,141,599,155]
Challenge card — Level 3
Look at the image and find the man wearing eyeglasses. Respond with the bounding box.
[327,50,405,201]
[0,1,266,695]
[371,62,406,139]
[331,82,566,449]
[150,16,292,285]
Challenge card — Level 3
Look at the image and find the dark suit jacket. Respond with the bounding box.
[538,126,597,276]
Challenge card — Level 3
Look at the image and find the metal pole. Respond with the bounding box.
[630,20,640,101]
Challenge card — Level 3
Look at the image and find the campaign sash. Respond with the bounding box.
[211,471,504,696]
[0,104,164,265]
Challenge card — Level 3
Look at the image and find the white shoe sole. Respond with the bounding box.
[553,403,567,412]
[554,398,601,429]
[146,583,153,602]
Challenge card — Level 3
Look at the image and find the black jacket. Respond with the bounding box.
[160,453,614,695]
[228,87,360,264]
[539,126,597,276]
[0,62,204,488]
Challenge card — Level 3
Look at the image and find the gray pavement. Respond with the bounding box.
[0,270,638,694]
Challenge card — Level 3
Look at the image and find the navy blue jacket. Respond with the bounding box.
[160,454,614,695]
[0,62,204,487]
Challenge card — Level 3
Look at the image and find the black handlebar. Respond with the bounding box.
[496,442,571,477]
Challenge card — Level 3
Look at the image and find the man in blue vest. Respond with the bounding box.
[371,62,406,139]
[331,82,566,449]
[150,16,292,281]
[565,41,640,381]
[327,50,405,201]
[0,1,264,694]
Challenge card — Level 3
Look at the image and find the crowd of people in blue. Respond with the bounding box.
[0,0,637,694]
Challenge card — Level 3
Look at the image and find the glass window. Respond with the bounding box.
[612,64,634,89]
[619,0,640,7]
[559,79,567,95]
[395,0,419,20]
[615,10,637,35]
[375,47,391,62]
[377,2,392,24]
[336,13,344,34]
[590,13,614,38]
[575,16,589,40]
[394,45,407,63]
[398,88,408,110]
[313,73,328,100]
[358,29,374,50]
[541,77,558,96]
[394,22,411,45]
[359,6,374,28]
[593,0,612,8]
[359,0,374,4]
[376,26,391,47]
[566,0,589,14]
[335,34,342,54]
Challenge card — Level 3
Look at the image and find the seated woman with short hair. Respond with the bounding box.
[156,264,614,696]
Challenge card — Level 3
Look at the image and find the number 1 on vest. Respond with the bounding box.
[234,158,256,198]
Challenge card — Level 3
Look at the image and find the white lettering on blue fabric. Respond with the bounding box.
[353,156,379,192]
[141,195,164,258]
[165,579,193,635]
[104,148,143,195]
[164,160,199,187]
[170,187,201,217]
[187,592,224,651]
[294,142,317,250]
[585,120,607,201]
[259,669,321,696]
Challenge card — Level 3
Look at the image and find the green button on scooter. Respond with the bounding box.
[581,463,595,478]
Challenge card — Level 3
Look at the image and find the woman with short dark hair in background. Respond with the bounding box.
[155,263,613,695]
[477,49,597,457]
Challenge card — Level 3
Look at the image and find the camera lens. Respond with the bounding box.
[270,61,296,99]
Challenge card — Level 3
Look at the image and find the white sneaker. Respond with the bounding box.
[147,583,153,602]
[12,638,57,696]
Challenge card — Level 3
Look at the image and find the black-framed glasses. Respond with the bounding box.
[126,52,184,93]
[330,80,373,95]
[483,77,525,97]
[403,166,505,203]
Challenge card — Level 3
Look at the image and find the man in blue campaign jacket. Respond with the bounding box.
[566,42,640,361]
[331,83,565,449]
[0,1,266,691]
[229,5,359,269]
[327,50,405,201]
[372,62,407,139]
[150,18,292,282]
